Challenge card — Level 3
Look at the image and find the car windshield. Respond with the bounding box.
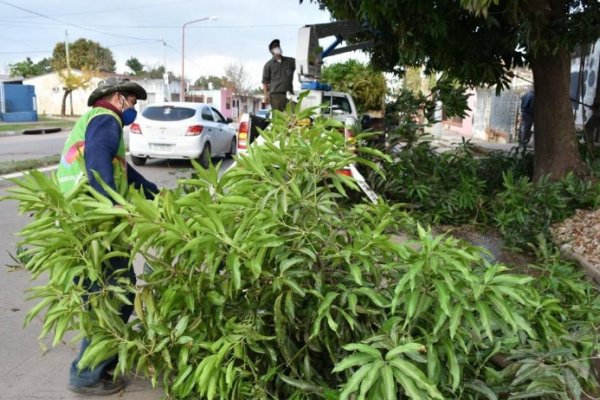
[142,106,196,121]
[322,96,352,115]
[256,109,270,118]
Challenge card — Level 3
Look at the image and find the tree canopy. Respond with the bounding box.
[51,38,115,73]
[125,57,145,76]
[9,57,51,78]
[308,0,600,89]
[305,0,600,180]
[321,59,386,112]
[223,62,252,96]
[194,75,229,90]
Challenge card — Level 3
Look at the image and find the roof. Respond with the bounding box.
[0,75,24,83]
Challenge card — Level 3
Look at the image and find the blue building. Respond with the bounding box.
[0,75,38,122]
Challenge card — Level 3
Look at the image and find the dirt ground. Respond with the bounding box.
[550,208,600,269]
[437,207,600,282]
[436,224,536,269]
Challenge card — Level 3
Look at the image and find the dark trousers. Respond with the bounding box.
[270,93,288,112]
[69,256,136,387]
[519,114,534,145]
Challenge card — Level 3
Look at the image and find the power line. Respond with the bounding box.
[29,0,198,18]
[0,50,51,55]
[0,0,162,42]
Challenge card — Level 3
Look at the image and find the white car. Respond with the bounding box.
[129,102,237,168]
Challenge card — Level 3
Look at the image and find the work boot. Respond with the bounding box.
[67,373,125,396]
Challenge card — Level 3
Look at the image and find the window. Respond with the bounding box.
[211,107,226,123]
[141,106,196,121]
[201,107,214,121]
[226,97,231,110]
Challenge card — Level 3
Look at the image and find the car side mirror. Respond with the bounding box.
[225,117,233,124]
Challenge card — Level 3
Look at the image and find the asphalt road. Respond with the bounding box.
[0,131,69,163]
[0,146,234,398]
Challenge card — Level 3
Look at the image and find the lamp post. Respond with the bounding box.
[180,16,218,101]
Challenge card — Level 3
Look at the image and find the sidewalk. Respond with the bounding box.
[429,128,521,153]
[0,189,163,399]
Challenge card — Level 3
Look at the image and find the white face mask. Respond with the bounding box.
[272,47,282,56]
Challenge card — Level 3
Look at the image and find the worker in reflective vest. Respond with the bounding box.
[59,78,158,395]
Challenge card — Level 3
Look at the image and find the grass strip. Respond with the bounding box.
[0,155,61,175]
[0,118,75,133]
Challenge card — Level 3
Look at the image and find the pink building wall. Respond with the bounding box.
[442,89,477,137]
[218,88,233,119]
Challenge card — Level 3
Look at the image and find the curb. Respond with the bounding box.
[0,130,22,137]
[1,127,63,137]
[0,165,59,183]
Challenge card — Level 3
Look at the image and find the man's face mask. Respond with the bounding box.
[272,47,282,56]
[120,95,137,126]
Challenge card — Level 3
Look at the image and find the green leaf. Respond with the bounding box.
[444,338,460,391]
[476,300,494,340]
[349,264,363,285]
[339,363,373,400]
[358,359,384,399]
[279,374,323,394]
[426,343,440,384]
[342,343,382,360]
[318,292,339,318]
[490,274,533,286]
[434,280,452,316]
[449,303,463,339]
[392,366,428,400]
[355,287,388,307]
[385,343,426,360]
[333,352,380,372]
[381,364,396,400]
[388,358,443,399]
[465,379,498,400]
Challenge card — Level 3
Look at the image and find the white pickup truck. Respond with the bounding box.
[234,88,378,204]
[236,88,359,155]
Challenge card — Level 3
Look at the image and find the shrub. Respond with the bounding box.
[4,109,600,399]
[493,172,600,248]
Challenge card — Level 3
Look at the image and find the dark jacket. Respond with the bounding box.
[262,56,296,94]
[85,102,158,201]
[520,90,535,117]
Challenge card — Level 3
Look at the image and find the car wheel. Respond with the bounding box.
[199,143,211,168]
[131,155,147,166]
[226,138,237,159]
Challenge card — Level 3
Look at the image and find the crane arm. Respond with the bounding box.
[296,20,373,82]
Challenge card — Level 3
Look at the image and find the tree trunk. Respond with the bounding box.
[530,49,589,181]
[60,89,71,116]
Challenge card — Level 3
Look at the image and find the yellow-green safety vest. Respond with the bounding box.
[56,107,127,195]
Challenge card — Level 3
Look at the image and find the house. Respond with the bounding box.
[24,70,103,116]
[0,75,38,122]
[571,39,600,128]
[185,88,235,119]
[24,71,178,116]
[438,69,532,143]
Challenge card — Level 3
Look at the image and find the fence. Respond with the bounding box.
[472,88,520,142]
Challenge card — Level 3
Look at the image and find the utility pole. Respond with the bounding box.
[65,30,71,70]
[65,30,73,115]
[180,16,217,101]
[162,39,170,101]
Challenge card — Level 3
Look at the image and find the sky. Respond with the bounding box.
[0,0,369,89]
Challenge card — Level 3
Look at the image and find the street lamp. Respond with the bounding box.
[180,16,218,101]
